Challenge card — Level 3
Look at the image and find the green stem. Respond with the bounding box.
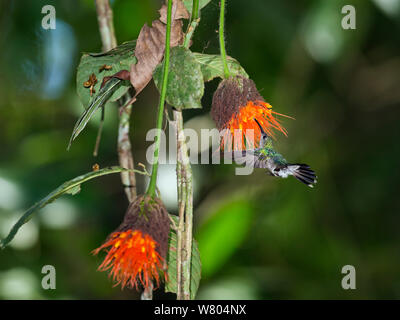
[219,0,230,78]
[1,166,147,249]
[183,0,199,48]
[146,0,173,197]
[192,0,199,20]
[183,18,199,48]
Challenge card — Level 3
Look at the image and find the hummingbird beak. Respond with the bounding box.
[253,118,266,135]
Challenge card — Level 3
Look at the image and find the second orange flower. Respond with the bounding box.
[211,76,292,151]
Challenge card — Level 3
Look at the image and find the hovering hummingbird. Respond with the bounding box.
[228,119,317,187]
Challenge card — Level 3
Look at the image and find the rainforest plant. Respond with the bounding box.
[0,0,296,299]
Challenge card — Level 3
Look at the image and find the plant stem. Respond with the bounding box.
[175,163,186,299]
[192,0,199,20]
[0,166,147,250]
[118,95,137,201]
[219,0,230,78]
[95,0,117,50]
[173,110,194,300]
[146,0,173,197]
[183,18,200,48]
[174,0,198,301]
[95,0,137,202]
[183,0,199,47]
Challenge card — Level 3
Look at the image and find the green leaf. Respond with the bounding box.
[196,198,254,277]
[153,46,204,110]
[76,40,136,108]
[0,166,139,250]
[68,77,122,149]
[165,215,201,300]
[183,0,212,13]
[192,52,249,82]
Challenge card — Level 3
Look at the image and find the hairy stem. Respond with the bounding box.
[173,110,194,300]
[174,0,199,300]
[118,94,137,201]
[219,0,230,78]
[95,0,117,50]
[176,162,186,299]
[95,0,137,202]
[146,0,173,197]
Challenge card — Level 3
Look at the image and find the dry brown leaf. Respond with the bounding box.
[158,0,189,23]
[130,0,189,97]
[100,70,130,88]
[99,0,189,102]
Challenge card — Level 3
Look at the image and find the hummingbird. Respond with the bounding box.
[228,118,317,187]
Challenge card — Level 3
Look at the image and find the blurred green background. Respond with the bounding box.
[1,0,400,299]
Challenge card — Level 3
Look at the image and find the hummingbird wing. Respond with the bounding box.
[223,150,268,168]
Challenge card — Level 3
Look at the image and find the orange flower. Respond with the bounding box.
[211,76,292,151]
[93,195,170,291]
[93,230,163,289]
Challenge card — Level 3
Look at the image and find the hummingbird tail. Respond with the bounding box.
[288,164,317,188]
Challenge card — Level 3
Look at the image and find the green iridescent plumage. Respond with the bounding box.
[256,131,287,166]
[227,119,317,187]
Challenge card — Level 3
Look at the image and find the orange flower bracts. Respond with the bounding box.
[93,195,170,290]
[211,76,292,151]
